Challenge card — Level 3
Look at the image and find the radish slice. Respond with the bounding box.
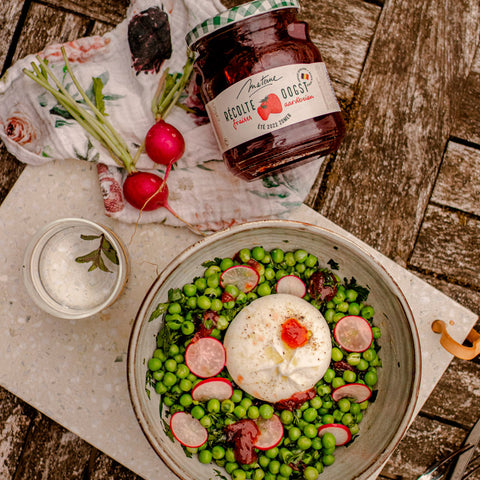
[192,378,233,401]
[275,275,307,297]
[219,265,260,293]
[170,411,208,448]
[332,383,372,403]
[317,423,352,446]
[333,315,373,352]
[185,337,226,378]
[253,414,284,450]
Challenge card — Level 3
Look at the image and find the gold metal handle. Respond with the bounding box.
[432,320,480,360]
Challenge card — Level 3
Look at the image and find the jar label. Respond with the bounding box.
[205,62,340,153]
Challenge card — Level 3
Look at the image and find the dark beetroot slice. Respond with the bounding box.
[308,270,337,302]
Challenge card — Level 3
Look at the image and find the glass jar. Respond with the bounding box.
[186,0,346,181]
[23,218,129,319]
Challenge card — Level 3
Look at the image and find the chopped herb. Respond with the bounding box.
[167,287,183,302]
[344,277,370,302]
[149,302,169,322]
[327,259,339,270]
[75,233,119,273]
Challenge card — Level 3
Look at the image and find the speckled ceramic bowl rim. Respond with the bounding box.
[127,219,422,480]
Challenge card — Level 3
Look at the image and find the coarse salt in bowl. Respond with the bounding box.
[22,218,129,319]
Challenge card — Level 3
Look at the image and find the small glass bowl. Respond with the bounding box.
[23,218,129,319]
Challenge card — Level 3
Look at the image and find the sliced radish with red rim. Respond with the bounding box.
[185,337,226,378]
[192,378,233,401]
[170,411,208,448]
[317,423,352,446]
[253,414,284,450]
[219,265,259,293]
[333,315,373,352]
[332,383,372,403]
[275,275,307,298]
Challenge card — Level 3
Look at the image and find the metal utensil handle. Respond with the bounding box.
[432,320,480,360]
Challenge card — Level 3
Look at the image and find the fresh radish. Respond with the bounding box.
[317,423,352,446]
[191,378,233,401]
[275,275,307,297]
[334,315,373,352]
[170,411,208,448]
[253,414,284,450]
[122,171,205,235]
[332,383,372,403]
[185,337,226,378]
[219,265,260,293]
[145,120,185,166]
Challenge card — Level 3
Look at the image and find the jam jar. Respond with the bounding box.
[186,0,346,181]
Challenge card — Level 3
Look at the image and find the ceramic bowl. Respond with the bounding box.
[127,220,421,480]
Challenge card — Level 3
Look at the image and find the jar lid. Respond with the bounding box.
[185,0,300,48]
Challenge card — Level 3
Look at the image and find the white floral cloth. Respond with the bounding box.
[0,0,324,232]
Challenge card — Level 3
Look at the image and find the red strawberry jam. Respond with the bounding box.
[186,0,345,181]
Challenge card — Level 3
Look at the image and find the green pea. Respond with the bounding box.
[348,302,361,315]
[338,398,351,412]
[304,466,319,480]
[225,462,239,474]
[303,424,317,439]
[183,283,197,296]
[200,415,213,428]
[265,447,279,459]
[163,396,174,407]
[238,248,251,263]
[210,298,223,311]
[372,326,381,339]
[362,349,376,362]
[194,277,207,292]
[224,284,240,298]
[258,455,270,468]
[236,292,247,303]
[197,295,211,310]
[231,389,243,403]
[257,282,272,296]
[350,424,360,435]
[343,369,357,383]
[179,378,192,391]
[297,436,312,450]
[322,454,335,466]
[322,414,334,424]
[288,427,301,441]
[331,377,345,389]
[347,352,361,366]
[275,269,289,281]
[310,396,322,410]
[331,347,343,362]
[179,393,193,407]
[155,382,167,394]
[293,249,307,263]
[271,248,284,263]
[207,398,221,413]
[259,403,274,419]
[191,405,205,419]
[216,315,229,330]
[253,468,265,480]
[279,463,293,477]
[247,405,260,419]
[204,287,219,297]
[332,291,346,304]
[163,372,177,387]
[181,321,195,335]
[284,252,296,266]
[205,265,221,277]
[333,409,343,422]
[295,263,306,274]
[198,449,212,464]
[336,301,350,313]
[186,297,197,309]
[152,370,164,381]
[345,289,358,302]
[303,407,317,423]
[212,445,225,460]
[223,300,235,309]
[364,370,378,386]
[252,246,266,261]
[225,448,236,463]
[280,410,294,424]
[311,437,323,451]
[264,267,276,281]
[234,405,247,418]
[305,254,318,268]
[221,399,235,413]
[148,357,162,372]
[333,312,345,322]
[220,258,234,271]
[357,359,369,371]
[361,305,375,319]
[324,309,335,323]
[164,358,177,372]
[323,368,335,383]
[342,413,354,426]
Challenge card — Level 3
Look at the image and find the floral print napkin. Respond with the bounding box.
[0,0,324,232]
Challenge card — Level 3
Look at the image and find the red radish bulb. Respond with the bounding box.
[145,120,185,166]
[123,171,168,211]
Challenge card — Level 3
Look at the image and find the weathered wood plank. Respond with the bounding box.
[13,413,92,480]
[431,141,480,217]
[0,0,25,73]
[298,0,381,105]
[409,204,480,290]
[314,0,480,264]
[455,45,480,145]
[42,0,128,25]
[381,415,472,479]
[0,389,34,479]
[87,452,142,480]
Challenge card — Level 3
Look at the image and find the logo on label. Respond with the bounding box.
[297,67,313,87]
[257,93,283,121]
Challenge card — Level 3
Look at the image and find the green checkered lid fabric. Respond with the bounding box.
[186,0,300,48]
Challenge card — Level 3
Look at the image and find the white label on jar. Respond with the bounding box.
[205,62,340,153]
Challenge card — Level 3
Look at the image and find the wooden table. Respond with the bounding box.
[1,0,479,479]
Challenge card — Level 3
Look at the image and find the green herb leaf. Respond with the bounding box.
[75,233,119,273]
